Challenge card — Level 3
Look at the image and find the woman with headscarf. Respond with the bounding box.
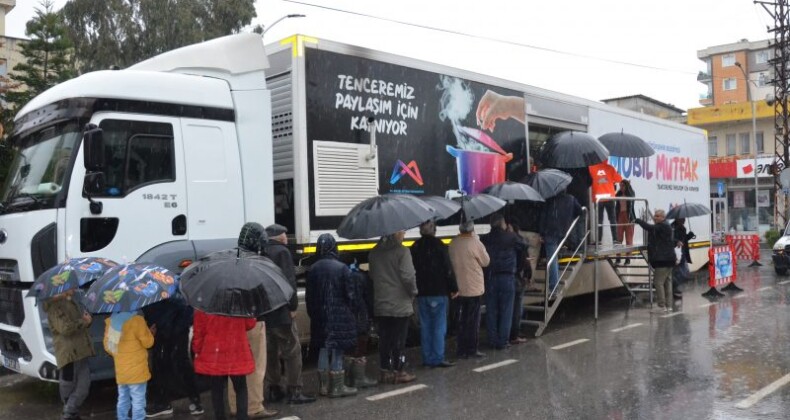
[306,233,359,398]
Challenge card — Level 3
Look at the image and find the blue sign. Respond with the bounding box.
[717,181,725,197]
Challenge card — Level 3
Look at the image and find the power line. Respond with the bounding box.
[282,0,699,76]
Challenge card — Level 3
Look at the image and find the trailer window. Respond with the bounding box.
[97,120,175,196]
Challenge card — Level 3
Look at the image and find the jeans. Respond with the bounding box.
[317,348,345,371]
[510,286,525,341]
[377,316,410,371]
[211,375,247,420]
[597,201,617,243]
[456,296,481,357]
[544,239,560,291]
[117,383,147,420]
[265,323,304,390]
[59,358,91,418]
[417,296,448,366]
[485,274,515,349]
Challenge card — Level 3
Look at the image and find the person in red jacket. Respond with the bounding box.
[192,310,256,420]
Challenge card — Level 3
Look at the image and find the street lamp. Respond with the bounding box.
[261,14,306,36]
[735,62,761,239]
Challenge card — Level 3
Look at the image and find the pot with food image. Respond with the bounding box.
[446,127,513,195]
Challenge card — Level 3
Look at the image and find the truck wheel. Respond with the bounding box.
[776,267,788,276]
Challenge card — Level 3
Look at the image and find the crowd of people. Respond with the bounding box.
[43,192,691,420]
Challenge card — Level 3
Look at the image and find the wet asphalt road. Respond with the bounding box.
[3,255,790,420]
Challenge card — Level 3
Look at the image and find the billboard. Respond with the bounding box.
[304,48,528,228]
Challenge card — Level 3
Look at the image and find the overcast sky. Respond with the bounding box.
[6,0,771,111]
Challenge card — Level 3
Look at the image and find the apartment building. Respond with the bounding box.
[688,38,777,238]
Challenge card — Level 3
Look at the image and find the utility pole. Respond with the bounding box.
[757,0,790,228]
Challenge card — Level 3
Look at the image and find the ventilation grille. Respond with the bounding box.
[268,73,294,180]
[313,140,379,216]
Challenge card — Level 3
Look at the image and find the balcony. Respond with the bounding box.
[699,93,713,106]
[697,71,712,82]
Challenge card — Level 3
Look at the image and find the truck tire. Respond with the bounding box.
[776,267,788,276]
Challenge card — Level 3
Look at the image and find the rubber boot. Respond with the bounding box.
[317,370,329,397]
[328,371,357,398]
[343,356,354,387]
[379,369,395,385]
[350,357,377,388]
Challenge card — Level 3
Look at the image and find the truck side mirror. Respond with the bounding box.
[83,124,105,172]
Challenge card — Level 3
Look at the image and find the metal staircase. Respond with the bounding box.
[522,208,589,337]
[522,197,656,337]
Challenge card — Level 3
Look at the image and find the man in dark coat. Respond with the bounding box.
[538,191,583,291]
[262,224,315,405]
[410,220,458,368]
[306,234,360,398]
[635,209,677,313]
[481,213,526,350]
[143,294,203,417]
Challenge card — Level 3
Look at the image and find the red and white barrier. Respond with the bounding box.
[725,234,760,264]
[708,245,737,288]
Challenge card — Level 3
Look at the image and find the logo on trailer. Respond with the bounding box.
[390,160,424,186]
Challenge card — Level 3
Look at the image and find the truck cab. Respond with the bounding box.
[0,33,274,380]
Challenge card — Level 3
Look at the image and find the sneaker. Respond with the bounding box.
[188,403,204,416]
[146,405,174,418]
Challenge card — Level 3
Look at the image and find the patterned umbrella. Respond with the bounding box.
[27,257,119,300]
[83,263,178,313]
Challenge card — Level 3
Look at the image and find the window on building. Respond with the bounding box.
[756,50,770,64]
[723,78,737,91]
[708,138,718,157]
[722,54,736,67]
[740,133,750,154]
[727,134,736,155]
[757,131,764,154]
[758,73,768,87]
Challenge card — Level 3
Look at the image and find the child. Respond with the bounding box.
[103,311,155,420]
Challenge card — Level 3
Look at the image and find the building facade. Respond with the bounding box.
[601,94,686,123]
[689,39,778,240]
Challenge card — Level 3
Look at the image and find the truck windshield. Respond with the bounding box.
[0,120,81,214]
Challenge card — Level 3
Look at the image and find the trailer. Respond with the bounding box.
[0,33,710,380]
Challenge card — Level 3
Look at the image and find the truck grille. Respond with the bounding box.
[0,259,20,283]
[0,286,24,327]
[0,330,31,361]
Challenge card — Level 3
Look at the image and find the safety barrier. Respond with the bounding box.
[703,244,741,297]
[725,234,761,266]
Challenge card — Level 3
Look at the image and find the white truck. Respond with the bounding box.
[0,33,710,380]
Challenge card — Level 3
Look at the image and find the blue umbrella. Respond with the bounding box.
[27,257,119,300]
[83,263,178,313]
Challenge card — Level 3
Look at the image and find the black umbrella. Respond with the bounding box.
[541,131,609,168]
[483,181,544,202]
[599,131,655,158]
[420,196,462,220]
[521,169,573,199]
[337,194,436,239]
[179,250,294,318]
[666,202,711,220]
[456,193,506,220]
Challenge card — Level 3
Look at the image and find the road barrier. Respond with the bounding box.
[725,233,762,267]
[704,244,741,298]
